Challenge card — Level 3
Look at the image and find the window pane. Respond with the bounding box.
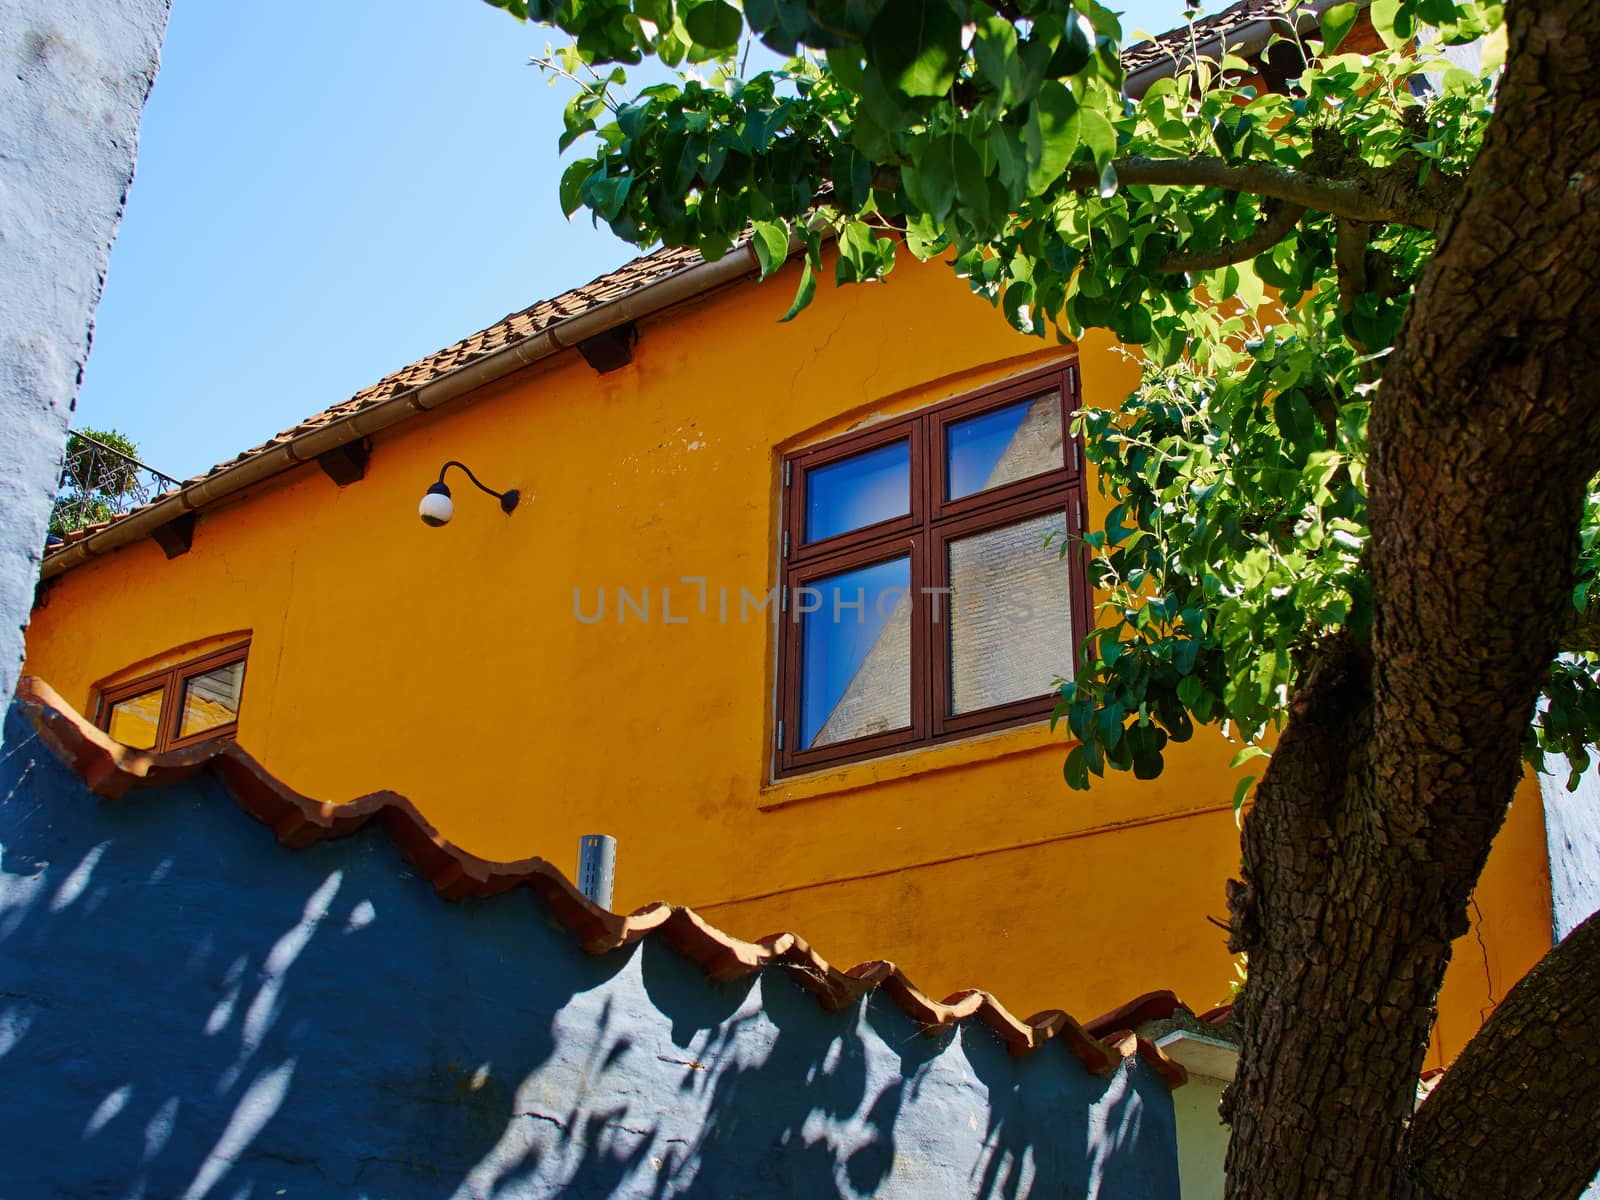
[804,439,910,542]
[178,660,245,739]
[107,687,164,750]
[947,512,1074,715]
[800,557,912,749]
[946,392,1064,500]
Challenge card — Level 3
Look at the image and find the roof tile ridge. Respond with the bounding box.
[1104,1032,1191,1089]
[15,674,1183,1086]
[1082,988,1190,1038]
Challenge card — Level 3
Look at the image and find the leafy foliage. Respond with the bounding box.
[1060,292,1373,793]
[490,0,1600,792]
[1530,483,1600,788]
[50,429,145,538]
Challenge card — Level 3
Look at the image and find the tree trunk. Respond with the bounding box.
[1224,2,1600,1196]
[1410,906,1600,1198]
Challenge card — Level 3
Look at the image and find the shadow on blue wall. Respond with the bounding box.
[0,708,1178,1198]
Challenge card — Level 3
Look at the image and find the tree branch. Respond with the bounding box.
[1409,906,1600,1199]
[1335,219,1371,316]
[1336,218,1373,358]
[868,153,1452,231]
[1066,156,1449,231]
[1562,601,1600,653]
[1157,201,1306,272]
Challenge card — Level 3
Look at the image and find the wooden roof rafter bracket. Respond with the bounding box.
[316,437,371,487]
[577,321,637,374]
[150,512,196,560]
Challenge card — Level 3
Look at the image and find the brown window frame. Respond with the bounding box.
[776,362,1091,777]
[95,641,250,752]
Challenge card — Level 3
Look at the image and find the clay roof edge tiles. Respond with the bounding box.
[1123,0,1362,89]
[40,241,764,581]
[40,0,1349,582]
[15,674,1193,1088]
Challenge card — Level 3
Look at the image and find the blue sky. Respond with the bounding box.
[78,0,1196,481]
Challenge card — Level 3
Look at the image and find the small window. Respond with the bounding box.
[96,643,249,752]
[776,364,1089,776]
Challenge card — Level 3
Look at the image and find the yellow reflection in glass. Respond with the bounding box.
[179,661,245,739]
[107,688,164,749]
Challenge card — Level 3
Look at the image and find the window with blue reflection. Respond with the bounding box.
[800,556,912,748]
[946,392,1064,500]
[804,439,910,542]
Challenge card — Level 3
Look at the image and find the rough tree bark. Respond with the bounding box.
[1223,2,1600,1197]
[1410,906,1600,1198]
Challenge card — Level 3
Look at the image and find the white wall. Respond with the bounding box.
[1540,757,1600,1198]
[0,0,170,714]
[1540,756,1600,942]
[1173,1074,1229,1200]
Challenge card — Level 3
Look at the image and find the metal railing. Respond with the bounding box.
[49,432,182,540]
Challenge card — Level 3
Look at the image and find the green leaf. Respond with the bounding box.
[636,0,671,27]
[832,144,872,210]
[1125,723,1168,779]
[1369,0,1411,48]
[683,0,743,48]
[825,47,868,94]
[868,0,963,98]
[972,15,1018,99]
[480,0,529,20]
[558,160,596,218]
[903,212,946,258]
[584,173,632,220]
[616,97,655,141]
[950,131,990,220]
[751,219,789,277]
[1064,743,1091,790]
[1232,774,1258,813]
[1024,81,1080,191]
[1003,280,1035,334]
[1079,107,1117,171]
[1320,2,1359,53]
[1047,11,1095,75]
[779,255,816,322]
[903,138,957,221]
[1229,744,1271,769]
[835,220,881,285]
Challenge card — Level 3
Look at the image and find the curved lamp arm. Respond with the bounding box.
[437,461,519,513]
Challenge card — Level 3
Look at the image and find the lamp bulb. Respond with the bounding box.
[418,484,454,527]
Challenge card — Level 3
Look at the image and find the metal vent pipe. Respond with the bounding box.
[577,834,617,909]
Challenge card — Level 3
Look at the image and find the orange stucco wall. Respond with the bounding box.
[23,249,1550,1065]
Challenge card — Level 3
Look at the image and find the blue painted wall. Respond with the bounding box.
[0,707,1179,1199]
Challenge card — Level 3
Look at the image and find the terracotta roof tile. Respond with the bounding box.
[189,242,707,490]
[1196,1000,1238,1025]
[17,673,1191,1088]
[1122,0,1310,75]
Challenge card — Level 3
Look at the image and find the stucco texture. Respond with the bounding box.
[1171,1076,1229,1200]
[0,0,169,714]
[1541,757,1600,941]
[0,702,1181,1198]
[21,249,1553,1071]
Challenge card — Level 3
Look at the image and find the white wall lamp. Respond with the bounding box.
[418,461,520,527]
